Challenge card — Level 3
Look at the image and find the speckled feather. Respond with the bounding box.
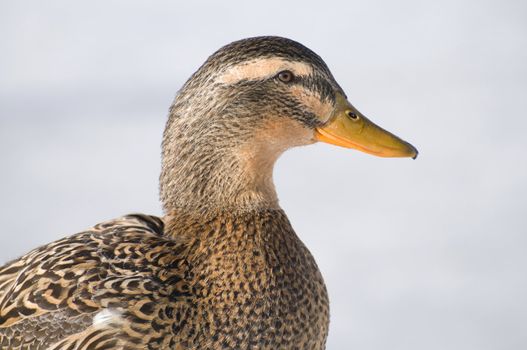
[0,212,328,349]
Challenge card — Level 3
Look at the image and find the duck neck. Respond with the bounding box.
[160,119,282,214]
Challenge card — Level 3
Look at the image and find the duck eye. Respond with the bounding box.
[277,70,294,83]
[346,110,359,120]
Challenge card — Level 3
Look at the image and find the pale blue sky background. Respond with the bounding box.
[1,1,526,349]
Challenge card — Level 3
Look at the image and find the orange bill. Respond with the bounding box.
[315,94,418,159]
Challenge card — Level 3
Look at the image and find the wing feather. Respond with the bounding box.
[0,214,186,349]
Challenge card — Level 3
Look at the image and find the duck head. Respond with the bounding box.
[161,37,417,213]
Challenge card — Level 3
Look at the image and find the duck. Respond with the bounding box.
[0,36,417,350]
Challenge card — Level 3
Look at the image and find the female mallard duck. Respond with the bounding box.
[0,36,417,349]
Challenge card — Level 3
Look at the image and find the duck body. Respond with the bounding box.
[0,211,328,349]
[0,36,416,349]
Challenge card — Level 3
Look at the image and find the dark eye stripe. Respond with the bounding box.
[294,74,336,104]
[224,72,336,106]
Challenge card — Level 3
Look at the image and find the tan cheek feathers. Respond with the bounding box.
[289,86,334,123]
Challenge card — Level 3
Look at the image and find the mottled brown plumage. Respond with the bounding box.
[0,36,417,349]
[0,212,327,349]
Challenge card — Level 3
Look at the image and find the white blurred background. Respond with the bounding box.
[1,1,526,349]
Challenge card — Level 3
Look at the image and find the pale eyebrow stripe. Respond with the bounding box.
[217,58,314,84]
